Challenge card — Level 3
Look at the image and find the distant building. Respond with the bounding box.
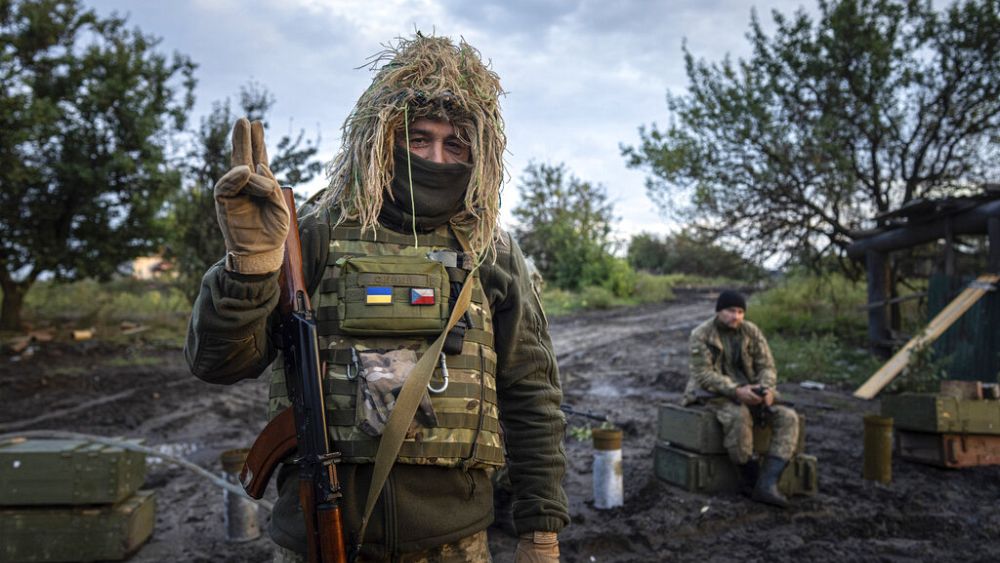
[129,255,175,280]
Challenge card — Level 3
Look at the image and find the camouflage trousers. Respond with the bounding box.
[706,400,799,464]
[272,530,493,563]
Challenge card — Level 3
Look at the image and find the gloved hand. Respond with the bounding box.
[515,531,559,563]
[214,118,289,274]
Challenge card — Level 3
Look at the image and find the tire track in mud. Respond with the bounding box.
[548,296,713,362]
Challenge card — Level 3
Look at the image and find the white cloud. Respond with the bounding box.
[88,0,815,236]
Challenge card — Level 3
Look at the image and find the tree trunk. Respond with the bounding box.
[0,281,30,332]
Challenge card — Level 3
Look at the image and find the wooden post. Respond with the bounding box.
[989,216,1000,273]
[866,250,891,358]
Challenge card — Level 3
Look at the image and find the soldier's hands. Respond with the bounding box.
[735,385,763,406]
[761,387,775,406]
[214,118,290,274]
[515,531,559,563]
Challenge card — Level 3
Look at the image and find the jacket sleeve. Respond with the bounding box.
[688,329,739,398]
[184,209,330,384]
[749,325,778,389]
[482,233,569,535]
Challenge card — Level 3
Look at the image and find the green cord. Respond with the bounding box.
[403,105,418,248]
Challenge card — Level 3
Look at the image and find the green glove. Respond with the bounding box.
[214,118,289,274]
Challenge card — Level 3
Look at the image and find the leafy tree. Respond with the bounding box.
[512,162,624,292]
[0,0,195,330]
[168,82,322,300]
[627,230,764,280]
[623,0,1000,268]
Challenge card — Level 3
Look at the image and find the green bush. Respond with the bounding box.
[599,257,637,298]
[633,272,676,303]
[750,273,867,342]
[17,278,191,345]
[769,334,881,387]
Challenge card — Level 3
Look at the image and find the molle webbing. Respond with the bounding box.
[267,221,504,468]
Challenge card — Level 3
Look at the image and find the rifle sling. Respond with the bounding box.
[354,228,478,549]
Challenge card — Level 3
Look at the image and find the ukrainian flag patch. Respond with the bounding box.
[410,288,435,305]
[365,286,393,305]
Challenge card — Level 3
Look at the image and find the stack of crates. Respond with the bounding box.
[881,381,1000,468]
[0,438,155,562]
[653,403,818,496]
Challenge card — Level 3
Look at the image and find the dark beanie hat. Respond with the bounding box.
[716,290,747,312]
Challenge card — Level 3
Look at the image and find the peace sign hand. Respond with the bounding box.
[213,118,290,274]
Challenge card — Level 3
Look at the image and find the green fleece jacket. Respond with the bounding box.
[184,209,568,556]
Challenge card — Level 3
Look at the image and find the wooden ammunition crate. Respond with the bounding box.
[657,403,805,455]
[896,430,1000,468]
[0,490,155,562]
[881,393,1000,435]
[0,438,146,506]
[652,441,818,496]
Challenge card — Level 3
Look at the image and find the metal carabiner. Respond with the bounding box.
[346,348,361,381]
[427,352,449,394]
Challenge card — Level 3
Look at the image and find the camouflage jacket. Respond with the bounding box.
[184,208,568,555]
[682,316,777,405]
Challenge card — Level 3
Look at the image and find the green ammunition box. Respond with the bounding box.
[0,490,155,562]
[653,441,818,497]
[881,393,1000,435]
[656,403,806,455]
[0,438,146,506]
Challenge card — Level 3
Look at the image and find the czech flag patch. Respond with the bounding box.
[365,286,393,305]
[410,288,435,305]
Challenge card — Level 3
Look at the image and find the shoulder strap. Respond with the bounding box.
[354,228,477,549]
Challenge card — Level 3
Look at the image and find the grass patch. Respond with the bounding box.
[750,273,868,341]
[768,334,882,388]
[103,354,166,368]
[8,278,191,348]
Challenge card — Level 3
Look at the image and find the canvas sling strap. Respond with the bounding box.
[353,227,479,552]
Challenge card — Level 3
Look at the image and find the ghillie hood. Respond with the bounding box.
[320,33,506,259]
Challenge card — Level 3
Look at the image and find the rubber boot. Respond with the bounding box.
[736,460,758,497]
[752,455,790,508]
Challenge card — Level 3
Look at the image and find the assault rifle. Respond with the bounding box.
[239,187,348,563]
[692,385,834,425]
[560,404,611,423]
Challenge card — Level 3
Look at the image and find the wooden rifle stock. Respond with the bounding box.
[241,188,348,563]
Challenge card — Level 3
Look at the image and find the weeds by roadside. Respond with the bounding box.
[3,278,190,348]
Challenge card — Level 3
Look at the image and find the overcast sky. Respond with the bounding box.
[89,0,814,246]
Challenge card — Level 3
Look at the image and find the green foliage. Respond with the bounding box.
[633,272,676,303]
[751,272,868,342]
[623,0,1000,267]
[513,162,622,291]
[22,279,189,327]
[167,83,322,300]
[0,0,196,329]
[887,342,949,394]
[768,334,881,387]
[628,230,764,280]
[752,272,890,388]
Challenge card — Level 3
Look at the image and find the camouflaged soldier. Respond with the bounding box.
[186,34,567,561]
[682,290,799,508]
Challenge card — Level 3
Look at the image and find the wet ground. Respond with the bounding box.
[2,290,997,562]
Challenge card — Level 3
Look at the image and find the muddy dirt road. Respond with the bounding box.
[2,291,997,562]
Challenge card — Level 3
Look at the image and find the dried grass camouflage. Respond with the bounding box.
[320,33,506,260]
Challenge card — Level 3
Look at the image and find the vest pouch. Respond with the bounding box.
[355,348,439,437]
[337,255,451,335]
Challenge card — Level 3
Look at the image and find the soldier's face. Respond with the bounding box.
[717,306,745,329]
[398,118,471,164]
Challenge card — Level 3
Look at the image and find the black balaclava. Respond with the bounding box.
[379,149,472,232]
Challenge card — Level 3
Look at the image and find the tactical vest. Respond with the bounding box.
[267,220,505,469]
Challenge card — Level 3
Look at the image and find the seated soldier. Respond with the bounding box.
[681,290,799,508]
